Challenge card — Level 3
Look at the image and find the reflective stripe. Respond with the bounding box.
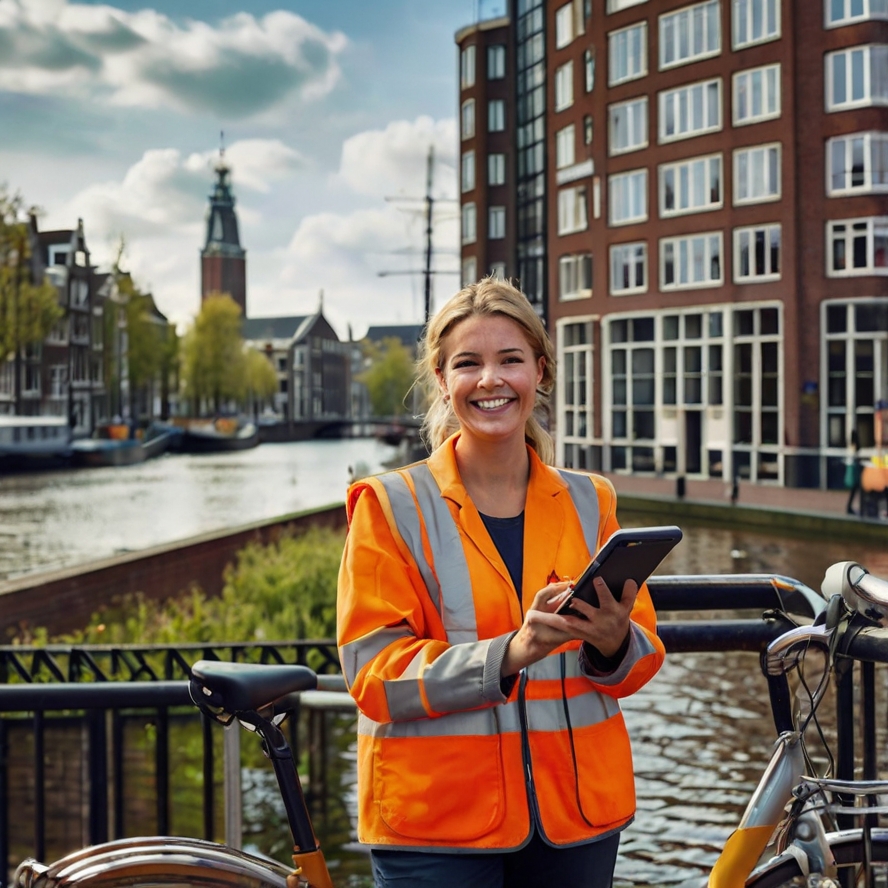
[359,706,501,738]
[408,464,479,645]
[526,692,619,733]
[528,652,586,682]
[423,638,492,712]
[556,469,599,555]
[376,472,442,614]
[340,625,415,687]
[384,673,427,721]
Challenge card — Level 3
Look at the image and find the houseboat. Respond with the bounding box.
[0,415,73,470]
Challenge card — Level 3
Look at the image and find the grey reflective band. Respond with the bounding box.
[340,624,415,688]
[376,472,442,614]
[556,469,599,555]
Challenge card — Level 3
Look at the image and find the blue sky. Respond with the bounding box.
[0,0,506,336]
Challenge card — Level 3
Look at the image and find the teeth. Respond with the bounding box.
[476,398,510,409]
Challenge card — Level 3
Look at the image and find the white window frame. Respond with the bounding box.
[609,169,648,226]
[734,223,782,282]
[558,185,589,235]
[556,124,576,169]
[659,153,722,217]
[826,0,888,27]
[826,45,888,110]
[610,242,648,295]
[827,217,888,276]
[488,44,506,79]
[733,142,781,204]
[490,262,506,280]
[461,150,475,193]
[828,132,888,194]
[460,45,476,89]
[462,202,477,244]
[609,96,648,155]
[559,253,593,300]
[659,0,721,70]
[732,0,780,49]
[555,60,575,111]
[488,100,505,132]
[608,0,648,10]
[461,99,475,140]
[556,3,575,48]
[733,63,781,125]
[462,255,477,286]
[608,21,648,86]
[489,206,506,239]
[488,153,506,186]
[660,231,724,290]
[658,77,722,143]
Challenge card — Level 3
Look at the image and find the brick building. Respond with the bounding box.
[456,0,888,489]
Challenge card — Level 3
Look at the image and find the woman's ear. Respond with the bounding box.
[435,366,447,395]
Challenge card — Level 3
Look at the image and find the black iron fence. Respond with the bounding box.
[0,575,828,884]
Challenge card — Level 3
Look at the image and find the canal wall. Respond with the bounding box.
[0,504,346,639]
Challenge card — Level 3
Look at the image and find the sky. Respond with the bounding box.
[0,0,507,339]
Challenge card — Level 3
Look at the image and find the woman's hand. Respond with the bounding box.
[501,578,637,677]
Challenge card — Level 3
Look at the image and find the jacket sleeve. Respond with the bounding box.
[578,474,666,697]
[337,480,514,724]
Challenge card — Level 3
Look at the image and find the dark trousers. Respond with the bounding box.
[370,829,620,888]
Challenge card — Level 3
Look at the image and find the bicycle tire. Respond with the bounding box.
[745,828,888,887]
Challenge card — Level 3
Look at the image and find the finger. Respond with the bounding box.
[620,579,639,608]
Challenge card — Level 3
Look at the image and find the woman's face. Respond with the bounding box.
[435,313,545,447]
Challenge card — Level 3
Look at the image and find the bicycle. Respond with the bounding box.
[14,660,336,888]
[709,560,888,887]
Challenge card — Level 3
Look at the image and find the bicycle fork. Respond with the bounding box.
[709,731,833,887]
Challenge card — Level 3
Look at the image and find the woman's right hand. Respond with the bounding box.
[501,581,574,676]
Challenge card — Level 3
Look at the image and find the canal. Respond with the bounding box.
[4,439,888,885]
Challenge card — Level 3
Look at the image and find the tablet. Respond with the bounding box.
[556,525,683,617]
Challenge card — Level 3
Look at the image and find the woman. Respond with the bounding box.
[337,279,665,888]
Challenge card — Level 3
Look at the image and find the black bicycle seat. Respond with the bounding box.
[189,660,317,715]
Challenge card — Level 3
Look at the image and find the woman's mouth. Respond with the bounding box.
[474,397,512,410]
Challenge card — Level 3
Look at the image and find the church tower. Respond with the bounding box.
[201,148,247,316]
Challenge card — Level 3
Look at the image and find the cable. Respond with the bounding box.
[560,652,596,830]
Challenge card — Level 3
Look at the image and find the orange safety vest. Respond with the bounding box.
[337,434,665,851]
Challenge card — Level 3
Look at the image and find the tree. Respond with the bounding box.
[243,347,278,419]
[0,189,64,413]
[180,292,245,415]
[359,336,416,417]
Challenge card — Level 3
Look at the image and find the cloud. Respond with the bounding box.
[184,140,307,194]
[0,1,347,117]
[337,115,458,199]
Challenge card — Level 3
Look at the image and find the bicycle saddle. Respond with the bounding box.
[189,660,317,716]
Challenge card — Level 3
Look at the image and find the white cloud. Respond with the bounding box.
[0,0,347,117]
[184,140,307,194]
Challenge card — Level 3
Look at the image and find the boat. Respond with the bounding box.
[179,419,260,454]
[0,415,73,470]
[70,422,179,468]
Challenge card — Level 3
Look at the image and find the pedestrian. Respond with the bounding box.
[845,432,863,516]
[337,278,666,888]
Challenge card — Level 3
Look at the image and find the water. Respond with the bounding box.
[6,441,888,885]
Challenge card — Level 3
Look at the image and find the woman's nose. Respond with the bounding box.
[478,363,503,387]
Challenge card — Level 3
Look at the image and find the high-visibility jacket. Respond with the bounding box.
[337,433,665,851]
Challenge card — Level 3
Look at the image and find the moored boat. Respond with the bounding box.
[179,419,260,454]
[0,415,73,470]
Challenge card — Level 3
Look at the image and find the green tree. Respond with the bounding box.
[0,189,64,412]
[243,347,279,418]
[119,274,162,420]
[180,292,245,415]
[359,336,415,417]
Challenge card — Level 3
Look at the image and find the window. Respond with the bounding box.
[732,0,780,49]
[609,96,648,154]
[489,153,506,186]
[609,22,647,86]
[556,124,576,169]
[828,132,888,194]
[827,217,888,275]
[610,242,647,294]
[827,0,888,26]
[460,45,476,88]
[608,0,648,10]
[584,115,593,144]
[560,319,593,459]
[556,3,575,48]
[659,0,721,69]
[609,169,648,225]
[461,151,475,192]
[461,99,475,139]
[733,64,781,125]
[559,253,593,300]
[488,44,506,79]
[462,256,477,286]
[488,100,505,132]
[584,48,595,92]
[659,153,722,216]
[734,224,781,281]
[462,202,477,244]
[555,60,574,111]
[827,45,888,109]
[490,262,506,280]
[558,185,588,234]
[489,206,506,239]
[661,232,723,289]
[659,78,721,142]
[734,143,781,203]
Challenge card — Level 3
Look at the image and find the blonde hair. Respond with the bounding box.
[416,277,556,464]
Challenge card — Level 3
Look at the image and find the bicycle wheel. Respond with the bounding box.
[745,828,888,887]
